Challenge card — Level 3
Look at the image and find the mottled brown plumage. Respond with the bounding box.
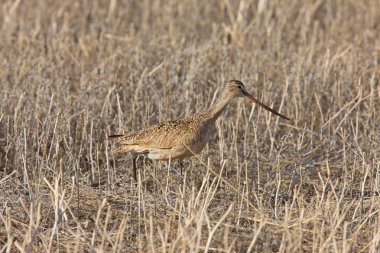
[109,80,290,181]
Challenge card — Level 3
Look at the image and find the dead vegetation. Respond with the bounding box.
[0,0,379,252]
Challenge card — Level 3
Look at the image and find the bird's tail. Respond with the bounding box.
[108,134,124,139]
[108,134,125,154]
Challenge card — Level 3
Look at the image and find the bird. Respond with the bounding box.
[109,80,290,181]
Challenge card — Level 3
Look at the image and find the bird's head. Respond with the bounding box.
[225,80,249,98]
[224,80,290,120]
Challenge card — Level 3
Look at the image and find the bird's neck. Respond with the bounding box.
[207,92,233,121]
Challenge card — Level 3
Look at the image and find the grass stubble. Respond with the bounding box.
[0,0,379,252]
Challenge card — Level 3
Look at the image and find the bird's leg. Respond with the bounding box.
[179,160,184,176]
[132,155,137,182]
[179,160,186,188]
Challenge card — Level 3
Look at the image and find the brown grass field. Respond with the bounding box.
[1,0,380,252]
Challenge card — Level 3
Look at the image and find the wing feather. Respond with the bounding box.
[109,115,203,154]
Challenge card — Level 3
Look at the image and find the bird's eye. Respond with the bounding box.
[238,85,242,89]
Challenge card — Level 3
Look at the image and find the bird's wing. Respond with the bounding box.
[109,118,198,154]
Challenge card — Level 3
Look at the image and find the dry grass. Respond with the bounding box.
[1,0,380,252]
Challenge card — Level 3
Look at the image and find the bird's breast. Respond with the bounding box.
[188,121,215,153]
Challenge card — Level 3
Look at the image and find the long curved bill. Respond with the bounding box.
[245,93,290,121]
